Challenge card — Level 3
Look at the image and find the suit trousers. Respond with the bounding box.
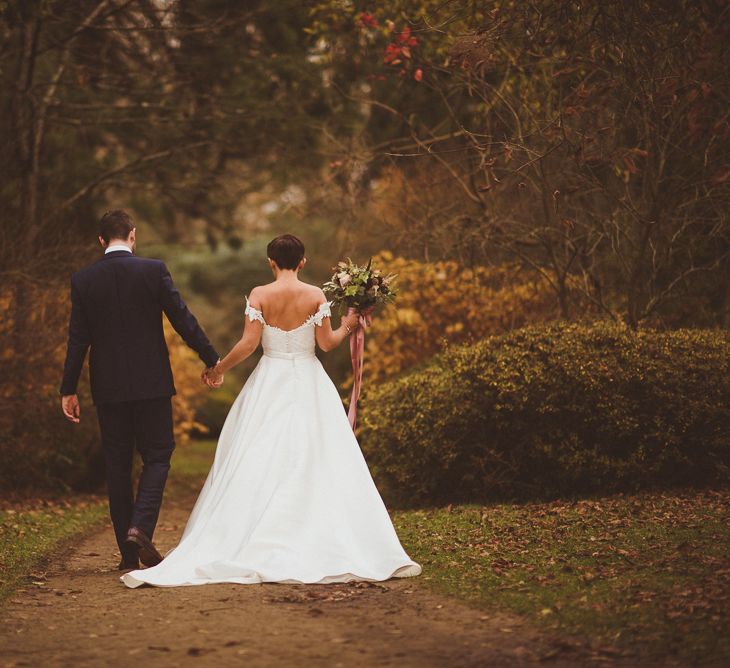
[96,397,175,561]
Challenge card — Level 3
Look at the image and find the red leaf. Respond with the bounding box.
[384,44,402,64]
[358,12,378,29]
[396,26,417,47]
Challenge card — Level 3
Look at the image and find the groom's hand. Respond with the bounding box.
[201,366,224,389]
[61,394,81,423]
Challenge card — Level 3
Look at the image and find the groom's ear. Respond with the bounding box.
[98,236,107,248]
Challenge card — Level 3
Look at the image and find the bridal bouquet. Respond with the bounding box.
[323,258,397,431]
[323,258,398,314]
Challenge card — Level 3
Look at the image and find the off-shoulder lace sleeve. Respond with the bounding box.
[244,296,266,325]
[311,301,332,327]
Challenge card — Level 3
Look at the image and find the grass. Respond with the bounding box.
[0,497,107,603]
[170,441,730,662]
[3,440,728,664]
[166,438,217,498]
[0,439,216,605]
[392,490,730,663]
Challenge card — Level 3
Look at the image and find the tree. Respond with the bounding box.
[0,0,334,490]
[310,0,730,327]
[1,0,328,272]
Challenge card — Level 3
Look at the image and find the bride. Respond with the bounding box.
[122,234,422,587]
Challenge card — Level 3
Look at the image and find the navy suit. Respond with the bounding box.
[60,249,219,561]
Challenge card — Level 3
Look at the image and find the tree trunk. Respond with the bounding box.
[557,276,570,320]
[16,14,42,255]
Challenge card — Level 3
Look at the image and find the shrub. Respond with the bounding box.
[359,323,730,505]
[195,386,239,437]
[164,320,210,447]
[0,278,209,493]
[0,279,101,492]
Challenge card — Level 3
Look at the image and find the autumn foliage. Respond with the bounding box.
[361,252,566,385]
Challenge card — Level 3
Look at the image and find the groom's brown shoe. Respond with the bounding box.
[125,527,163,567]
[118,557,140,572]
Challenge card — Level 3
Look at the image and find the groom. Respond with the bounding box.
[60,210,220,571]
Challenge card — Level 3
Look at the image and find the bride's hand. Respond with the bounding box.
[342,312,360,334]
[203,364,224,389]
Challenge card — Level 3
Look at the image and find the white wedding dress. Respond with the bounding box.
[122,299,421,588]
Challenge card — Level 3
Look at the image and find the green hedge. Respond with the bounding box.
[359,323,730,505]
[194,387,239,437]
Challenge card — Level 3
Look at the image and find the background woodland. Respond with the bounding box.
[1,0,728,493]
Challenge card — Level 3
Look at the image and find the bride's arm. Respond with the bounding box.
[315,304,359,352]
[207,295,264,383]
[217,318,263,373]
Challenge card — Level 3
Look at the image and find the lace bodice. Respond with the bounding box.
[245,297,331,359]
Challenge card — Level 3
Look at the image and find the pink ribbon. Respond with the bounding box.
[347,306,373,431]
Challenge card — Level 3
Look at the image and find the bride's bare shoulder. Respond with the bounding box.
[299,282,327,301]
[247,283,273,305]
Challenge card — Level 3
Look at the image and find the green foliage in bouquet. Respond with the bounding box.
[323,258,397,314]
[359,323,730,506]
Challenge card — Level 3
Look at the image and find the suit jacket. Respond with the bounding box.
[60,250,219,405]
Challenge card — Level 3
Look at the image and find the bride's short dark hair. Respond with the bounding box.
[267,234,305,270]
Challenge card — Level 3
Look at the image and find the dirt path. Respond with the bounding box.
[1,496,637,668]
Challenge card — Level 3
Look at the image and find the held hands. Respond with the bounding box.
[201,363,224,389]
[61,394,80,423]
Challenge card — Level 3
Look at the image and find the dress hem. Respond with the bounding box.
[121,562,422,589]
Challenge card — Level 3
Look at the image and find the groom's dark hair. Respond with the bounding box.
[99,209,135,243]
[267,234,305,270]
